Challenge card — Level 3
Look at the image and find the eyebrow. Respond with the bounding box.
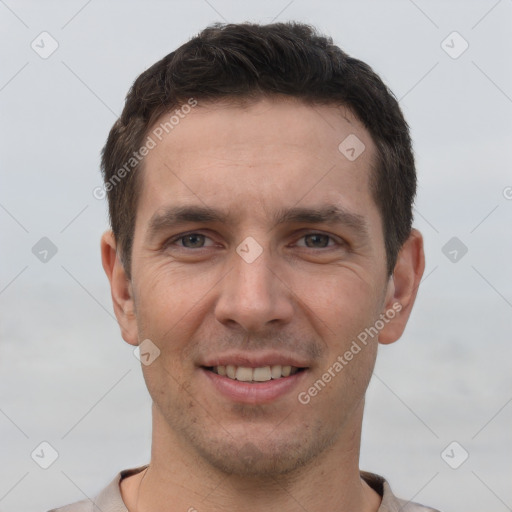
[271,205,368,236]
[147,205,229,241]
[146,204,370,242]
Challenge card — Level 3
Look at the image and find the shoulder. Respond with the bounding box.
[47,465,148,512]
[393,496,441,512]
[47,498,93,512]
[361,471,442,512]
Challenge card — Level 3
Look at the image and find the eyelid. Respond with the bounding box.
[295,233,339,249]
[293,232,339,248]
[166,231,217,248]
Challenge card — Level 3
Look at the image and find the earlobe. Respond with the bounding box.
[100,230,139,346]
[378,229,425,345]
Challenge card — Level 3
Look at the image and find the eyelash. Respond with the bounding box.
[165,231,343,250]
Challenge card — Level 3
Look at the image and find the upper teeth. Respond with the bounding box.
[213,365,299,382]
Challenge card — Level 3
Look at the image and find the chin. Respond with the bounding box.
[188,420,336,479]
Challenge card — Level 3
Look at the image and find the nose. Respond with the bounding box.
[214,245,294,333]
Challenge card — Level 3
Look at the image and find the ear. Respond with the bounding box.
[378,229,425,345]
[100,230,139,346]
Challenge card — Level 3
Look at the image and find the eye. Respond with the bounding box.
[168,232,215,249]
[295,233,338,249]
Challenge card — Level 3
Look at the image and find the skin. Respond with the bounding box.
[101,96,425,512]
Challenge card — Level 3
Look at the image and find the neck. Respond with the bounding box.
[123,400,381,512]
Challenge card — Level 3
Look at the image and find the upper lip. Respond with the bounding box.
[200,351,310,368]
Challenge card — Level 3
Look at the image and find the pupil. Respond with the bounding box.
[306,234,328,248]
[184,234,204,248]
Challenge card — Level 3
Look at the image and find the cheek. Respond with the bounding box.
[134,269,199,407]
[293,268,383,346]
[133,263,221,370]
[296,272,380,419]
[135,262,205,331]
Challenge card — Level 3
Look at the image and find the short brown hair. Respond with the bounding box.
[101,21,416,277]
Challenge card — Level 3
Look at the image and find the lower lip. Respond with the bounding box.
[201,367,308,404]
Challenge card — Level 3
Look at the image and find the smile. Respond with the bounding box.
[201,363,309,404]
[207,365,304,382]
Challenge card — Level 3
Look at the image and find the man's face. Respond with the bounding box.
[123,98,395,476]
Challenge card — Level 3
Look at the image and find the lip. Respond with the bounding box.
[200,366,309,405]
[199,351,311,369]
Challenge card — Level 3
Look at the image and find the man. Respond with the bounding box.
[51,21,439,512]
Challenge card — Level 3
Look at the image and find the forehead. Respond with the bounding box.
[137,97,380,231]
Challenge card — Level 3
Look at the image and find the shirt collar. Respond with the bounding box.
[91,466,433,512]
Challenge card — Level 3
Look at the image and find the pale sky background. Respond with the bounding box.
[1,1,511,511]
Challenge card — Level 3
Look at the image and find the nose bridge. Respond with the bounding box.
[234,247,274,300]
[214,239,292,330]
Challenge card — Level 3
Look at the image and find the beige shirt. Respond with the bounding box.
[49,465,441,512]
